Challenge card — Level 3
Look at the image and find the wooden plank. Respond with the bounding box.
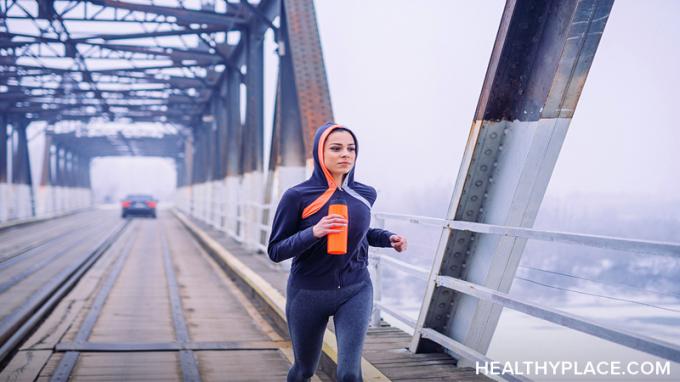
[197,350,291,382]
[70,352,181,381]
[0,350,52,382]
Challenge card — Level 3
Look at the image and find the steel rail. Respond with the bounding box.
[0,222,107,293]
[0,214,100,266]
[0,219,130,365]
[50,223,138,382]
[160,224,202,381]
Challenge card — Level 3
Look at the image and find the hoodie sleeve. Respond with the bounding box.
[267,188,320,263]
[363,185,395,247]
[367,228,396,248]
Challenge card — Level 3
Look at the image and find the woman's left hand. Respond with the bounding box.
[389,235,408,252]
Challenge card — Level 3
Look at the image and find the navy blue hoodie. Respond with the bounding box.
[267,122,396,290]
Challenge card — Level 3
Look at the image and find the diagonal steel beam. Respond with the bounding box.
[69,26,228,42]
[83,42,224,63]
[411,0,615,363]
[84,0,248,27]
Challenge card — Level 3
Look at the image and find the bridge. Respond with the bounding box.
[1,0,679,381]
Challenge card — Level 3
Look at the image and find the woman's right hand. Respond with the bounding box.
[312,214,347,238]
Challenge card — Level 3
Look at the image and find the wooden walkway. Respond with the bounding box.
[181,212,492,382]
[0,210,492,381]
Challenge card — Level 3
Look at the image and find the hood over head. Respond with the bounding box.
[300,122,373,219]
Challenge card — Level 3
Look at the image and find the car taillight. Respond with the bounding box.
[121,201,131,208]
[146,201,157,208]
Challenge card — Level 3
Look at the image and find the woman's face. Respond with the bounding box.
[323,130,356,178]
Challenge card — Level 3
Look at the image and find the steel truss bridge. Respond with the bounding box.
[1,1,679,381]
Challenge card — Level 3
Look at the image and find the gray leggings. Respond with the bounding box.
[285,279,373,382]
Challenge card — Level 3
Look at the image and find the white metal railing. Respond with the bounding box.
[368,211,680,371]
[0,184,92,226]
[178,183,272,254]
[175,184,680,369]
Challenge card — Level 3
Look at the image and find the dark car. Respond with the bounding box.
[121,194,157,218]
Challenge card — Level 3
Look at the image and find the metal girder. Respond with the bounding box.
[85,0,248,28]
[180,0,278,180]
[54,146,63,187]
[9,117,36,216]
[280,0,333,161]
[243,27,264,173]
[181,135,193,187]
[271,3,307,168]
[84,43,224,64]
[224,67,242,177]
[71,26,230,43]
[11,119,31,185]
[0,114,7,183]
[191,125,204,183]
[209,99,221,179]
[1,0,281,163]
[410,0,615,361]
[40,133,52,186]
[50,132,182,158]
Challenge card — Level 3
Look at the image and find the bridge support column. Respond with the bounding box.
[11,118,34,219]
[37,133,52,216]
[223,67,243,241]
[0,114,7,222]
[56,145,65,213]
[213,82,229,231]
[242,25,265,252]
[410,0,615,364]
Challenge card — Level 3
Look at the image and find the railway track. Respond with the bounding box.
[0,211,104,264]
[0,214,129,366]
[0,212,306,382]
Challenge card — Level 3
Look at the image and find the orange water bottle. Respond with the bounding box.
[327,197,348,255]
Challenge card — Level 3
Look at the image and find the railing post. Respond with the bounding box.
[370,214,386,327]
[370,255,382,327]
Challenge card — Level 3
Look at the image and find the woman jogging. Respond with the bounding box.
[268,122,408,382]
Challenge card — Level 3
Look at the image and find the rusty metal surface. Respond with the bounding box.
[283,0,334,157]
[413,0,615,357]
[475,0,613,121]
